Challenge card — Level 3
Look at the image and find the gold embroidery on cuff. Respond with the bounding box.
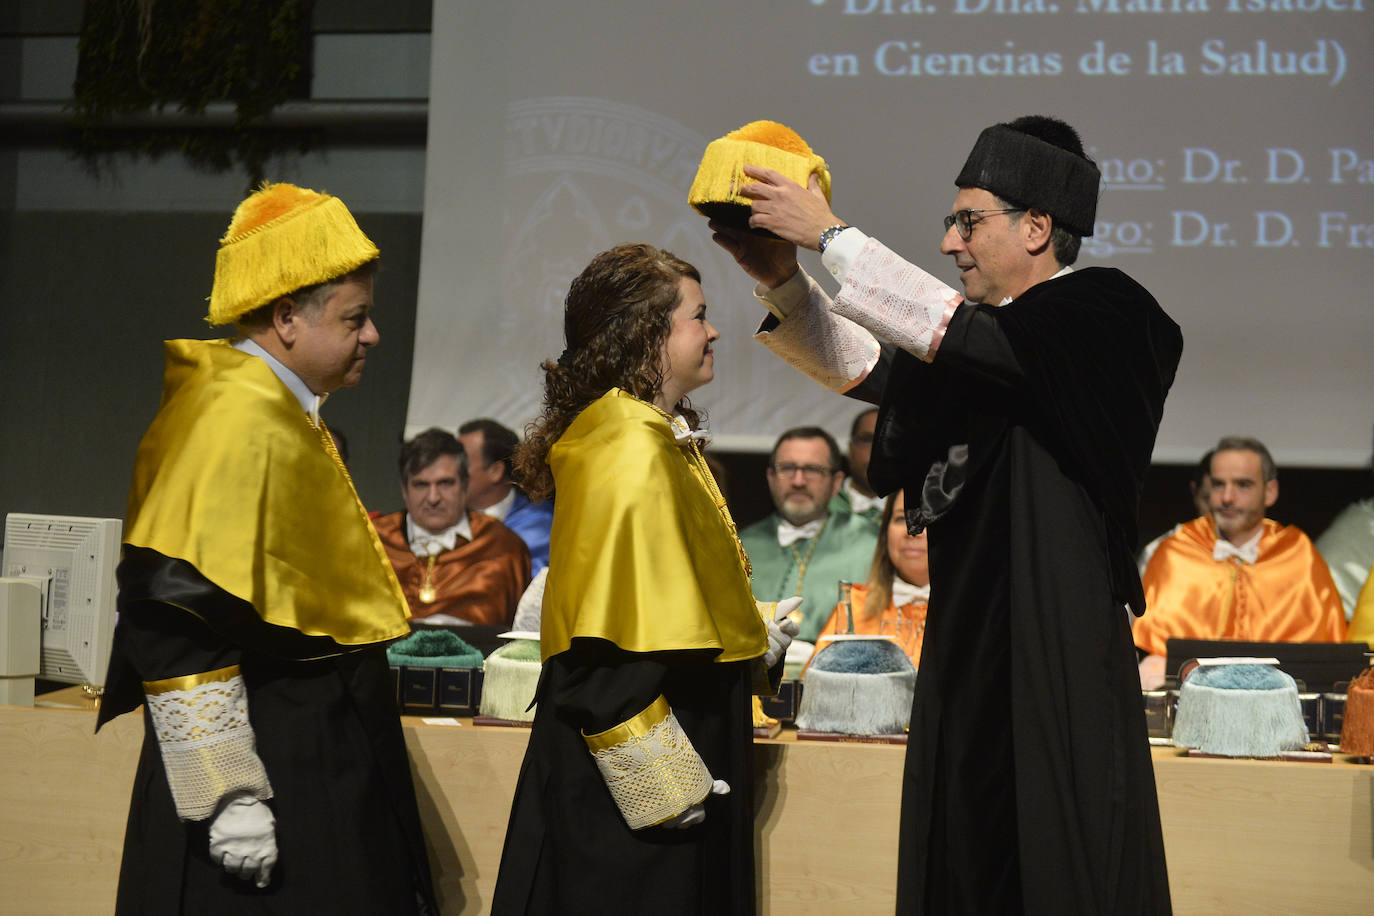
[583,695,671,751]
[583,696,713,830]
[143,663,242,696]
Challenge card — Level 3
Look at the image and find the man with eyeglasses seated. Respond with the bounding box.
[711,116,1179,914]
[738,426,879,642]
[829,407,883,523]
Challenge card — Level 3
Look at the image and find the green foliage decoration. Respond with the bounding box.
[72,0,316,182]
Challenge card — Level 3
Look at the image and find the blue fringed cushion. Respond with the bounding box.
[1187,664,1291,691]
[1172,664,1308,757]
[797,638,916,735]
[808,638,913,675]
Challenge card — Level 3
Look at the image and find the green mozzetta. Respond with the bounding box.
[739,510,879,642]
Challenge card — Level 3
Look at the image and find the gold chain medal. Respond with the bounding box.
[687,434,753,579]
[648,402,752,579]
[418,553,439,604]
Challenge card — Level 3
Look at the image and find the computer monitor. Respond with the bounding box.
[1165,638,1371,695]
[2,513,121,690]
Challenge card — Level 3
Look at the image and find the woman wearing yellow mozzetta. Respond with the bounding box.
[491,244,798,915]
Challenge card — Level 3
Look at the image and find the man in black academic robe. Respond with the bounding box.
[713,116,1179,913]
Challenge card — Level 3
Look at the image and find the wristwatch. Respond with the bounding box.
[818,224,849,254]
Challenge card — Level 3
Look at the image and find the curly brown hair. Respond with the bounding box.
[515,243,704,501]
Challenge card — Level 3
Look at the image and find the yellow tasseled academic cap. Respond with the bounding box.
[206,182,380,326]
[688,121,831,235]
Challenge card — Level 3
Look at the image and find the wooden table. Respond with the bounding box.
[2,693,1371,914]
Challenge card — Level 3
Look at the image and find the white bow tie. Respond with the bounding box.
[778,518,824,548]
[1213,538,1260,565]
[846,485,884,516]
[891,577,931,607]
[669,415,709,443]
[411,533,458,556]
[407,516,470,556]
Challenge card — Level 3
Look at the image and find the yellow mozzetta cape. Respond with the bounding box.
[540,390,767,663]
[1349,565,1374,649]
[123,339,410,646]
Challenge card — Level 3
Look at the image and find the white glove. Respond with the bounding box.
[208,794,278,888]
[763,596,803,668]
[661,779,731,830]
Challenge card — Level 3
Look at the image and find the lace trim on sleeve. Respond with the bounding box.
[754,269,882,393]
[583,695,713,830]
[143,666,273,820]
[832,237,963,363]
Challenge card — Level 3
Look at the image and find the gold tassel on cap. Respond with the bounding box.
[688,120,831,235]
[206,182,379,326]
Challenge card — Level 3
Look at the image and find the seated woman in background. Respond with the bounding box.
[814,489,929,667]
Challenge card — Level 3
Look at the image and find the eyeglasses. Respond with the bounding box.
[771,463,836,481]
[942,208,1025,240]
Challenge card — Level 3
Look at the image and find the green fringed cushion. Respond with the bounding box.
[387,628,484,668]
[479,639,542,721]
[494,639,543,663]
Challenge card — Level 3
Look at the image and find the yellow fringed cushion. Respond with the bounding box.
[688,120,831,235]
[206,182,379,326]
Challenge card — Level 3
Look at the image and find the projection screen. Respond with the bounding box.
[412,0,1373,465]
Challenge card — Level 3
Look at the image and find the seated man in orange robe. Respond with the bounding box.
[1136,436,1346,686]
[374,428,531,625]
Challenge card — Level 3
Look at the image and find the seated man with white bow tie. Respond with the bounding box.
[1135,436,1346,687]
[738,427,879,641]
[374,428,531,625]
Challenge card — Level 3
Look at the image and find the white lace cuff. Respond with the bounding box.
[832,236,963,363]
[754,268,882,393]
[583,695,713,830]
[143,665,274,821]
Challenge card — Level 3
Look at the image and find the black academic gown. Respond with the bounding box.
[853,267,1180,914]
[491,641,758,915]
[99,548,437,916]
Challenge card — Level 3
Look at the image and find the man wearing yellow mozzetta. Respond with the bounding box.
[97,183,437,914]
